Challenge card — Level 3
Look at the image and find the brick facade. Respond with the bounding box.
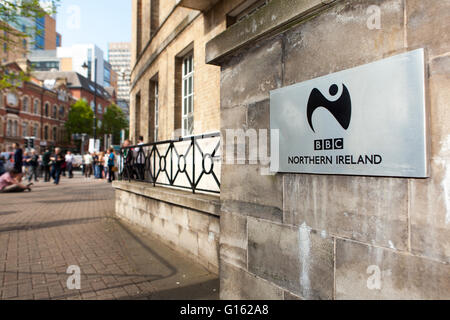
[130,0,244,143]
[0,64,74,153]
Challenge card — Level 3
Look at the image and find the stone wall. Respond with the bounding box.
[208,0,450,299]
[113,181,220,273]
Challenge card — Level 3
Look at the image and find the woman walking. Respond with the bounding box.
[107,148,116,183]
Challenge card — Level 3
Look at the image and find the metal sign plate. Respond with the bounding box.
[270,49,428,178]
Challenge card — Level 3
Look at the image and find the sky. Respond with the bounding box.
[55,0,132,58]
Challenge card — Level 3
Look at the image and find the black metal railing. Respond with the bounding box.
[119,132,221,194]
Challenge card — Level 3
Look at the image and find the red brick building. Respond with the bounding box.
[0,62,75,153]
[34,71,116,124]
[0,63,116,153]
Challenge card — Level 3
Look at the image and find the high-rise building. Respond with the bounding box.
[57,44,106,86]
[29,44,118,97]
[0,1,61,63]
[108,42,131,117]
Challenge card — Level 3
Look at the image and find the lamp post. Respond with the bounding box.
[82,58,98,141]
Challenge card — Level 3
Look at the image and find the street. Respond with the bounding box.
[0,175,219,300]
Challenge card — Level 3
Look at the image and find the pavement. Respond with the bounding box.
[0,173,219,300]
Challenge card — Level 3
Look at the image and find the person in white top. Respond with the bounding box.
[83,153,93,178]
[65,151,74,179]
[133,136,145,180]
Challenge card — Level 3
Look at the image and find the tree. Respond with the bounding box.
[65,99,94,139]
[0,0,59,89]
[100,104,129,145]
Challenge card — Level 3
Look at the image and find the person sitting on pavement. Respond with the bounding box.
[0,169,32,193]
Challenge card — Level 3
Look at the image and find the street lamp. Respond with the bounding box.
[82,59,98,141]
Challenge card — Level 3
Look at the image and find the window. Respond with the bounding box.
[154,81,159,141]
[182,54,194,136]
[98,104,102,114]
[44,126,48,140]
[52,127,57,141]
[44,103,49,117]
[59,106,65,118]
[7,120,12,136]
[13,120,18,137]
[150,0,160,37]
[34,99,39,114]
[22,97,29,112]
[136,0,143,57]
[90,101,95,112]
[135,92,141,140]
[53,105,57,119]
[33,124,39,138]
[22,122,28,137]
[35,16,45,49]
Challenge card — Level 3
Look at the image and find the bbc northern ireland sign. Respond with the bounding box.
[270,49,428,178]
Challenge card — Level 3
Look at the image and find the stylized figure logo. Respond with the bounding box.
[307,84,352,132]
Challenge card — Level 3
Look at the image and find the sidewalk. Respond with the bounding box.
[0,174,219,300]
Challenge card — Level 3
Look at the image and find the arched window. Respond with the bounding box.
[45,103,49,117]
[7,120,12,136]
[59,106,65,118]
[22,96,29,112]
[53,105,57,119]
[34,99,39,114]
[44,126,49,140]
[52,127,57,141]
[33,124,39,138]
[22,122,28,137]
[13,120,18,137]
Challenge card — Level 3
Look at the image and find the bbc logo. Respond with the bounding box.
[314,138,344,151]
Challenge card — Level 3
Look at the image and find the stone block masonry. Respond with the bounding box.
[114,181,220,274]
[206,0,450,299]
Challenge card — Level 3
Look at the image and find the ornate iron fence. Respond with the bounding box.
[119,132,221,194]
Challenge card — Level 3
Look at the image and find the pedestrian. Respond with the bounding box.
[50,148,64,185]
[103,149,109,179]
[42,148,51,182]
[27,150,39,182]
[12,143,23,175]
[65,151,74,179]
[22,151,30,180]
[0,148,7,176]
[61,155,67,177]
[37,153,43,178]
[0,168,32,193]
[93,152,100,179]
[133,136,145,180]
[83,153,93,178]
[98,152,105,179]
[120,140,133,180]
[107,148,116,183]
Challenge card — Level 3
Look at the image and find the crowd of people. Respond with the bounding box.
[0,142,121,193]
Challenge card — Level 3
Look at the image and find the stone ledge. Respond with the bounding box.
[205,0,339,65]
[113,181,220,217]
